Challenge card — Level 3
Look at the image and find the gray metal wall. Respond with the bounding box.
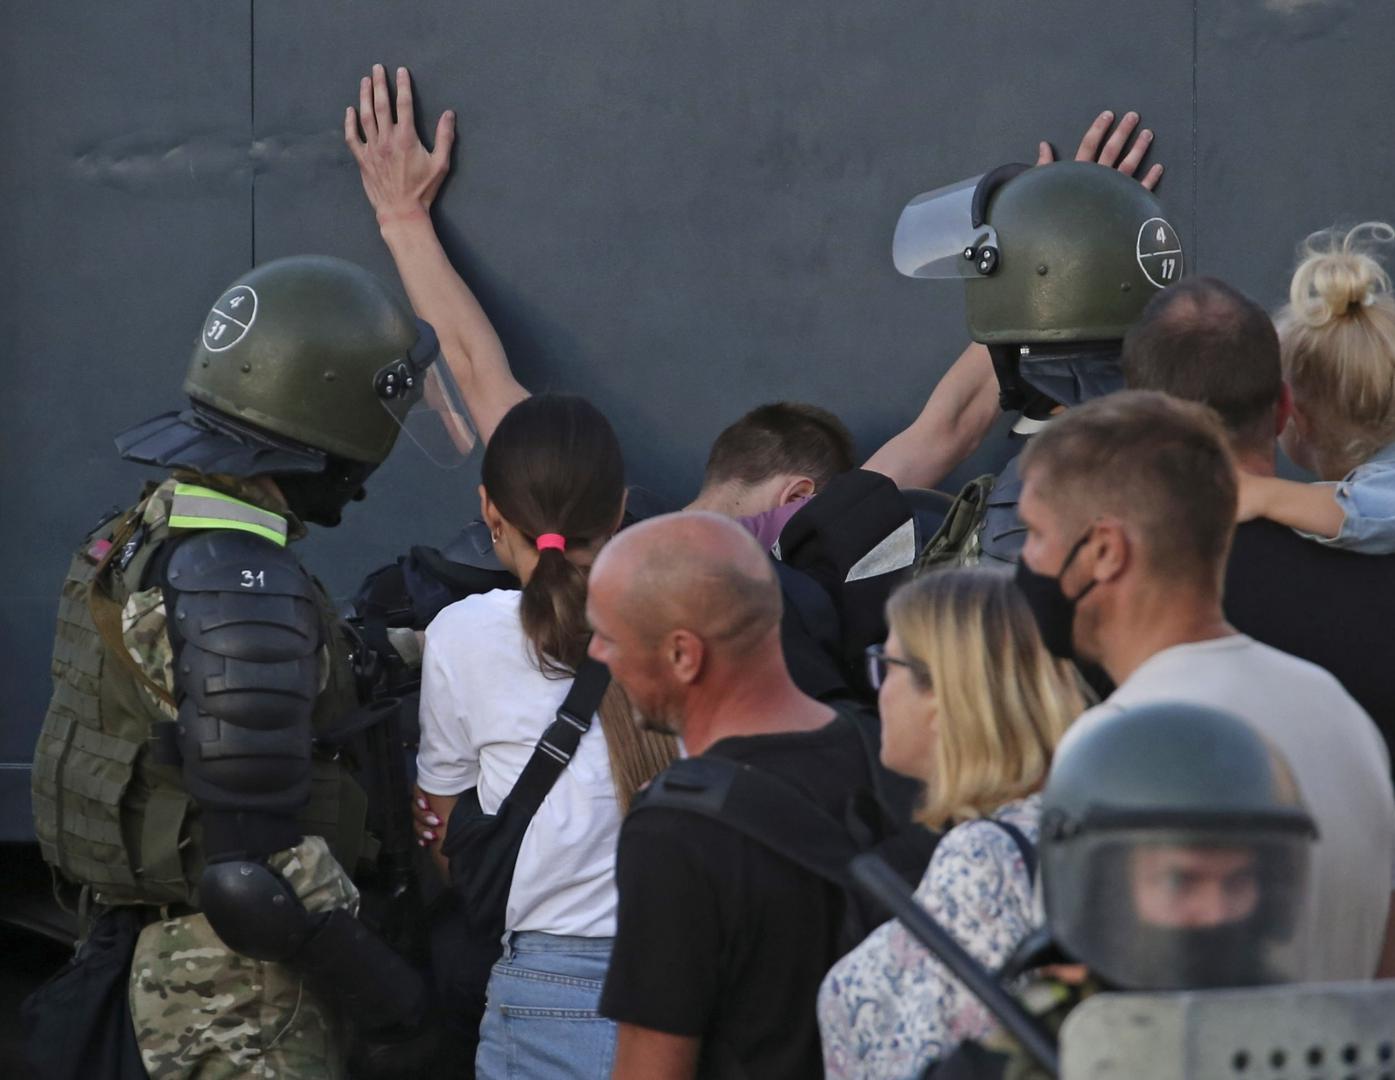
[3,1,1393,838]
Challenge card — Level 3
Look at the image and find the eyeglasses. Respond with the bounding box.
[865,643,929,691]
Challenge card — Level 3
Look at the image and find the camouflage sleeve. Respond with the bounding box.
[267,835,360,917]
[122,584,178,721]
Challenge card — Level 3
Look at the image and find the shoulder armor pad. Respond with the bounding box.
[164,528,314,598]
[163,531,322,838]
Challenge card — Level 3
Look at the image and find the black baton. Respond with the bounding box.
[849,852,1060,1078]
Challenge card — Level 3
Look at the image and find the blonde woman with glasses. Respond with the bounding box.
[818,568,1088,1079]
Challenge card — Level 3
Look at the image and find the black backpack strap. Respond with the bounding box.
[633,756,859,887]
[985,817,1037,884]
[500,656,611,820]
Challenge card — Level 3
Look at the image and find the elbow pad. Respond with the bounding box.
[164,529,321,857]
[201,859,427,1033]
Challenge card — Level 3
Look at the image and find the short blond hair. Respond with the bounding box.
[1019,391,1237,594]
[887,568,1089,829]
[1278,223,1395,477]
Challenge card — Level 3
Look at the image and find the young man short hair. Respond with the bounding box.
[1015,390,1395,983]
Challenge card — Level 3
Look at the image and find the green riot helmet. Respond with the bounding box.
[894,162,1184,410]
[1039,702,1315,993]
[116,255,475,525]
[187,254,436,465]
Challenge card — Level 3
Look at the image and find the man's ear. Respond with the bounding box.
[1088,519,1131,583]
[667,629,707,686]
[779,476,817,505]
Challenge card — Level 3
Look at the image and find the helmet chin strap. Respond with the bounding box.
[987,344,1033,412]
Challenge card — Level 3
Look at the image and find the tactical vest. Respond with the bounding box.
[915,456,1029,573]
[32,477,368,907]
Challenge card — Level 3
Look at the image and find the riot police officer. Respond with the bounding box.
[897,161,1184,566]
[30,255,466,1078]
[929,700,1316,1079]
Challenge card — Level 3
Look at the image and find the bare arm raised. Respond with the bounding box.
[862,341,1000,490]
[345,64,529,445]
[864,110,1164,490]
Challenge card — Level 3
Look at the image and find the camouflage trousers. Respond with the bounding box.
[128,836,359,1079]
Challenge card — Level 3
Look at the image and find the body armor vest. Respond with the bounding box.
[32,477,368,907]
[915,454,1028,573]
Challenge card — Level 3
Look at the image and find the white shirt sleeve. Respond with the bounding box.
[414,611,481,796]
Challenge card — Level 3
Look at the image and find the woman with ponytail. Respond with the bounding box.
[414,394,676,1079]
[1237,222,1395,552]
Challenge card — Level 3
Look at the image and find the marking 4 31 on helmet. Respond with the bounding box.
[187,254,475,468]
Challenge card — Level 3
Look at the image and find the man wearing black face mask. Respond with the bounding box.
[29,255,463,1076]
[1012,389,1395,984]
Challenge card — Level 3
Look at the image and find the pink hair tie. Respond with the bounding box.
[536,533,567,553]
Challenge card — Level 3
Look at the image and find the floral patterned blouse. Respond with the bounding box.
[817,795,1042,1079]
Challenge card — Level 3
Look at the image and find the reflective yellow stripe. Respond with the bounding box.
[172,484,269,509]
[166,514,287,546]
[169,483,288,547]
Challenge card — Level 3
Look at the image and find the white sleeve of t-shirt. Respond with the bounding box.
[415,605,482,797]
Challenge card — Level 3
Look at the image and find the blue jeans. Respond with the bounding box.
[475,931,617,1080]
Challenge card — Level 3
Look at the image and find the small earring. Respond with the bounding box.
[491,530,501,544]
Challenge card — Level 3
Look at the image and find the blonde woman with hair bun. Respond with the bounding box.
[817,568,1089,1079]
[1237,222,1395,552]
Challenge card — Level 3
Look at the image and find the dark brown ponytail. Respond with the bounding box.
[481,395,675,807]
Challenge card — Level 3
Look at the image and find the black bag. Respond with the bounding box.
[772,561,853,704]
[427,657,612,1077]
[352,539,517,647]
[775,469,920,695]
[441,657,611,936]
[21,908,150,1080]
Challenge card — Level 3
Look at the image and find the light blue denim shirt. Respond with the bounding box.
[1307,440,1395,554]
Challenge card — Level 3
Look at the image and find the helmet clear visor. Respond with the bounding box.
[374,319,478,469]
[1045,831,1311,992]
[892,174,999,279]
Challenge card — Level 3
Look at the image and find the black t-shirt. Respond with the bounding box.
[600,713,878,1080]
[1225,519,1395,756]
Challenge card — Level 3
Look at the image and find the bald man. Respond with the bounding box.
[587,512,895,1080]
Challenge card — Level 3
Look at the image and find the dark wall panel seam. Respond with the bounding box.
[1191,0,1199,271]
[250,0,257,267]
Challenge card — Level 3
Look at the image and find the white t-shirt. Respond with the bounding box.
[416,589,622,938]
[1064,635,1395,982]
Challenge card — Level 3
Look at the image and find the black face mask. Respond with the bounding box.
[1122,918,1274,991]
[275,459,376,528]
[1013,531,1097,660]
